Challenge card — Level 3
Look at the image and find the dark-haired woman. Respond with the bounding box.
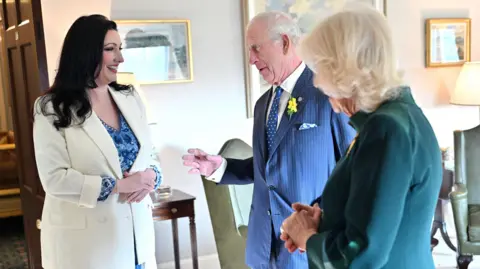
[33,14,161,269]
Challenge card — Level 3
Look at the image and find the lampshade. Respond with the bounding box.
[116,72,155,124]
[450,62,480,106]
[117,72,140,90]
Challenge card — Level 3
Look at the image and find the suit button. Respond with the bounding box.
[267,210,271,215]
[269,185,275,190]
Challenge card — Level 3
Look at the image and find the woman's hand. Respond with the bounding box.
[280,203,321,253]
[115,169,155,195]
[281,203,322,252]
[122,169,156,203]
[125,188,150,203]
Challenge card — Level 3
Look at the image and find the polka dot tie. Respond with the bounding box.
[266,86,283,155]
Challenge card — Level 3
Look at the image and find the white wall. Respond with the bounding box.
[111,0,253,264]
[41,0,112,84]
[387,0,480,147]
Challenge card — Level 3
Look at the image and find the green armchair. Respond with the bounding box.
[450,125,480,268]
[202,139,253,269]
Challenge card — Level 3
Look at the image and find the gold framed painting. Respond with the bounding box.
[115,19,194,84]
[241,0,387,118]
[425,18,471,68]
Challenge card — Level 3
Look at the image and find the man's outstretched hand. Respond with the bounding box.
[182,148,223,177]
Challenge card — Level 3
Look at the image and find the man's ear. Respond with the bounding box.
[282,34,290,55]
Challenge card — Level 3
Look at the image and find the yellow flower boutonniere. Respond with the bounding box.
[287,97,298,119]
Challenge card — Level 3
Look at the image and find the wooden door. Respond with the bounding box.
[0,0,48,268]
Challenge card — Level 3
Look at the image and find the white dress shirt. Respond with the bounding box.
[265,62,306,128]
[207,62,306,182]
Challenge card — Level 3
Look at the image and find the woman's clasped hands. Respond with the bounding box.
[115,168,156,203]
[280,203,322,253]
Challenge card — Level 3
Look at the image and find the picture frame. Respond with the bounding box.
[115,19,194,84]
[241,0,387,118]
[425,18,471,68]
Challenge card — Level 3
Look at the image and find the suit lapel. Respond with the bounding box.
[256,89,271,165]
[269,68,313,158]
[81,110,123,179]
[81,88,146,178]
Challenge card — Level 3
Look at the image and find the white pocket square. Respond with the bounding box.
[298,123,318,130]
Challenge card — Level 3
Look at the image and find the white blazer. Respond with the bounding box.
[33,88,158,269]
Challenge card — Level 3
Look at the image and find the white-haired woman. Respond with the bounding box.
[280,6,442,269]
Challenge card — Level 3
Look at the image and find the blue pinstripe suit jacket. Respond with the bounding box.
[219,67,356,268]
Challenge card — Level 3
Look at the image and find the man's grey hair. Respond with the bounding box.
[248,11,301,45]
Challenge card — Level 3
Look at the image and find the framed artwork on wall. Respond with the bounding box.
[115,19,193,84]
[241,0,387,118]
[425,18,471,68]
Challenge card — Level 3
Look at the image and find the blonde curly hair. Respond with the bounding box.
[299,4,404,113]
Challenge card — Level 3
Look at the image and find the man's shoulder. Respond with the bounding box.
[299,81,330,108]
[294,68,327,97]
[253,88,272,109]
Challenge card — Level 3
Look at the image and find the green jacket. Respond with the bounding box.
[306,87,442,269]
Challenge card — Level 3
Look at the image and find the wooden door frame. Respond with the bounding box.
[0,1,49,268]
[0,2,9,131]
[30,0,49,92]
[0,68,8,131]
[0,0,49,94]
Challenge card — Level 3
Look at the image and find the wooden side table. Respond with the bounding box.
[430,150,456,252]
[150,189,198,269]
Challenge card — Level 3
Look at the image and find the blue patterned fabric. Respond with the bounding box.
[151,166,162,190]
[96,112,162,268]
[99,177,116,200]
[266,86,283,154]
[97,113,162,201]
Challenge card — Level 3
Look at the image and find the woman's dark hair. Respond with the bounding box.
[38,14,132,130]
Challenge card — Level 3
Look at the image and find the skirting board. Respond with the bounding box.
[157,254,220,269]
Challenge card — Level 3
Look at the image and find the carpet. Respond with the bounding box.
[0,216,28,269]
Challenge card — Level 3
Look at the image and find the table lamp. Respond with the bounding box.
[448,61,480,164]
[450,62,480,118]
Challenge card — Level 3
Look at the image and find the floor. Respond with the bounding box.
[161,244,480,269]
[433,234,480,269]
[186,233,480,269]
[159,239,480,269]
[2,215,480,269]
[432,203,480,269]
[0,216,28,269]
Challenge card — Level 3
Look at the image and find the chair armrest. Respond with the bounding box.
[450,183,469,243]
[238,225,248,238]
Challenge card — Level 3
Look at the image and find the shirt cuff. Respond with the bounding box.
[150,165,163,190]
[205,158,227,183]
[98,176,116,201]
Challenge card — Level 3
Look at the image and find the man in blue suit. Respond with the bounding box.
[182,11,355,269]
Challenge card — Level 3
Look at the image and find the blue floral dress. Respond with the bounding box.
[97,113,162,269]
